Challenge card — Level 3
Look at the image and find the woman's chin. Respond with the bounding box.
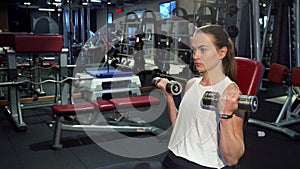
[194,66,205,72]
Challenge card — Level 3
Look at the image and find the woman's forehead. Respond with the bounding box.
[191,33,215,46]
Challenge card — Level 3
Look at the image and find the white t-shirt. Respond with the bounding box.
[168,76,234,168]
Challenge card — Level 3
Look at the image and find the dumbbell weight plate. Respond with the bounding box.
[166,81,182,96]
[239,95,258,112]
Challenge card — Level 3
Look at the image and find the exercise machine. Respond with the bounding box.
[248,63,300,139]
[0,33,68,131]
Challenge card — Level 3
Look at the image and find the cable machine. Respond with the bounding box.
[62,0,91,64]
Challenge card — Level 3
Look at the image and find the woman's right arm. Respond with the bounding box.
[156,78,196,126]
[155,78,178,126]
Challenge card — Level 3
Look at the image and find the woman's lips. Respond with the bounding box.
[194,63,204,66]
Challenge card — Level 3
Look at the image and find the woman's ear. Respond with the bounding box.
[218,46,228,59]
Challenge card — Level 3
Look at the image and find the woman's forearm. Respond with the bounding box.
[219,118,245,166]
[165,94,178,126]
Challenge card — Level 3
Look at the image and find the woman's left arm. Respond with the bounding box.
[218,83,246,166]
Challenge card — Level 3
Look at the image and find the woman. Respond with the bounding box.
[157,25,245,169]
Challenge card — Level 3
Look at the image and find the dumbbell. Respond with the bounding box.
[202,91,258,112]
[152,69,188,82]
[152,77,182,96]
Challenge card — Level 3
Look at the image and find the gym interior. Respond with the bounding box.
[0,0,300,168]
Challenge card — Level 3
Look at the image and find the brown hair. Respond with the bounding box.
[195,25,237,82]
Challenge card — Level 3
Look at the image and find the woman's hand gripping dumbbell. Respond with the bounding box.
[202,91,258,113]
[152,77,182,96]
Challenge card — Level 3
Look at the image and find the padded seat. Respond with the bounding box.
[52,102,95,117]
[292,67,300,86]
[236,57,265,95]
[92,100,116,111]
[109,96,160,109]
[268,63,289,84]
[14,34,63,53]
[0,33,63,53]
[0,33,16,47]
[235,57,265,126]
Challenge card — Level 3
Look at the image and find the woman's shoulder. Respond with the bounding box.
[224,78,241,94]
[185,77,201,92]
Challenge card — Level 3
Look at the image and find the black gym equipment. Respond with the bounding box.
[151,77,182,96]
[154,32,172,72]
[0,34,68,131]
[227,4,239,17]
[132,31,146,73]
[171,7,188,19]
[120,12,139,56]
[218,18,227,25]
[151,68,188,82]
[202,91,258,112]
[227,25,239,38]
[196,4,217,27]
[107,41,121,68]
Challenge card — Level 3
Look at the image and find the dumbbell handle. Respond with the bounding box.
[202,91,258,112]
[152,77,182,96]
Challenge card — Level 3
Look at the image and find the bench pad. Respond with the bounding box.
[268,63,289,84]
[109,96,160,109]
[292,67,300,86]
[53,102,95,116]
[92,100,116,111]
[0,33,63,53]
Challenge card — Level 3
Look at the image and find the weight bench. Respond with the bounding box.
[248,63,300,139]
[51,95,162,150]
[235,57,265,125]
[0,33,67,131]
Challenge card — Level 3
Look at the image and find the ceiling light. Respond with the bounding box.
[90,0,101,2]
[38,8,55,12]
[23,2,31,6]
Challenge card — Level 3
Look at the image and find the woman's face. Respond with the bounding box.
[191,33,221,73]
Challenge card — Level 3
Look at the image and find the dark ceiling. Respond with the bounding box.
[0,0,138,8]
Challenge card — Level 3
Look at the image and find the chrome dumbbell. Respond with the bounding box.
[202,91,258,112]
[152,77,182,96]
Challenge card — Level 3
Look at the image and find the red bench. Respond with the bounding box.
[248,63,300,139]
[292,67,300,86]
[51,95,161,149]
[267,63,290,84]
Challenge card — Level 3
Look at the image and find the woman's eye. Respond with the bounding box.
[200,48,207,53]
[191,47,208,55]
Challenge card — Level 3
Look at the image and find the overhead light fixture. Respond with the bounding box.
[90,0,101,2]
[23,2,31,6]
[38,8,55,12]
[52,2,61,6]
[47,0,61,5]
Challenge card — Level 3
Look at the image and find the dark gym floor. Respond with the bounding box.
[0,80,300,169]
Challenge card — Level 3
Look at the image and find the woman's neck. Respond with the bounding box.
[200,68,226,86]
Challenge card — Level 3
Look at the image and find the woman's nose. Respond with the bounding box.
[192,52,201,60]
